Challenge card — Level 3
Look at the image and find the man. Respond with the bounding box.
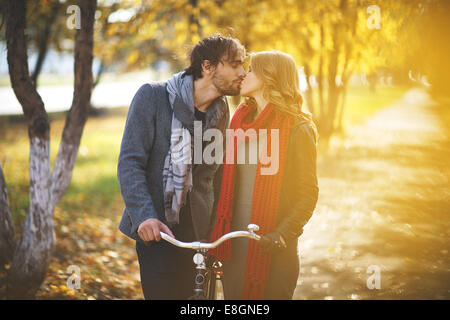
[117,35,246,299]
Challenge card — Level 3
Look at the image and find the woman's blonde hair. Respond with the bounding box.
[246,51,312,123]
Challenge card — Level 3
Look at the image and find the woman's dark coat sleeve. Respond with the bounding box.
[276,122,319,243]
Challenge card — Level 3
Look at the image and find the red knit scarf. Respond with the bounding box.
[209,102,293,299]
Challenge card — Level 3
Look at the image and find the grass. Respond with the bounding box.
[0,85,409,299]
[303,85,409,132]
[338,85,408,128]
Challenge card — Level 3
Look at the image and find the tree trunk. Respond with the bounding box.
[5,0,52,298]
[303,63,315,116]
[93,61,105,89]
[326,55,340,138]
[31,1,61,88]
[324,0,347,139]
[317,22,325,128]
[0,165,15,270]
[336,2,357,132]
[7,135,52,299]
[50,0,96,212]
[326,32,344,135]
[3,0,97,299]
[189,0,202,38]
[336,84,348,131]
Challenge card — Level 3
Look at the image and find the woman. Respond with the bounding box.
[209,51,319,300]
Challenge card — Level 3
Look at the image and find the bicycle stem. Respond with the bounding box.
[159,224,262,300]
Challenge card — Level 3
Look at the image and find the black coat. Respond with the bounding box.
[267,118,319,299]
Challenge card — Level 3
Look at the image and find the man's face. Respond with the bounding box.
[211,52,247,96]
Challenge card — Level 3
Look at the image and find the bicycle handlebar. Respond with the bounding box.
[160,224,262,250]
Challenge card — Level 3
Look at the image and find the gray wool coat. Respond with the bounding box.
[118,81,229,242]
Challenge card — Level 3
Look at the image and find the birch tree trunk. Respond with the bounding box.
[0,166,15,270]
[2,0,97,299]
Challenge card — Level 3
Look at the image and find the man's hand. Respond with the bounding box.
[137,218,174,243]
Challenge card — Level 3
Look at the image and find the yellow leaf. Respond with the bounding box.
[127,51,139,65]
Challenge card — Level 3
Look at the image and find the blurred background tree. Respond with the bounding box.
[0,0,449,300]
[1,0,448,133]
[87,0,449,139]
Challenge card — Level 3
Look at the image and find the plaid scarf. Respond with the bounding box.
[163,72,195,226]
[163,72,229,227]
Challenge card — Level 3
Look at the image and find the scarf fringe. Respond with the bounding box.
[242,277,265,300]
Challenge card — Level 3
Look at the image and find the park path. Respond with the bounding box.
[293,88,450,300]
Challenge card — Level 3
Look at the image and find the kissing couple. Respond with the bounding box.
[117,34,319,300]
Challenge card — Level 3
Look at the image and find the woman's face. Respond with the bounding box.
[239,65,263,98]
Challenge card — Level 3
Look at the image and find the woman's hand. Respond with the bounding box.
[259,230,287,254]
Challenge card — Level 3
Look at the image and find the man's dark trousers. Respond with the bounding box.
[135,199,197,300]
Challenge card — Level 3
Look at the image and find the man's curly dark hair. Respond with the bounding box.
[183,34,245,80]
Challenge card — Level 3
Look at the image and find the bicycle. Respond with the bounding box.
[160,223,265,300]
